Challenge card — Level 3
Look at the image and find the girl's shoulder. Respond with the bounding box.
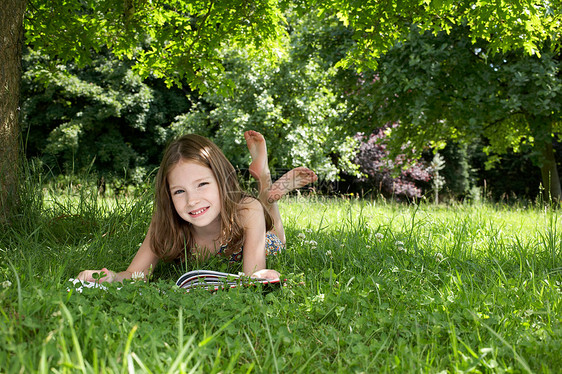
[236,196,265,225]
[238,196,262,212]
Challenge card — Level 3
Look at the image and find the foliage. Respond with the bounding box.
[16,1,562,198]
[372,26,562,158]
[315,0,562,70]
[282,3,562,200]
[21,49,191,183]
[21,7,365,183]
[170,10,361,180]
[353,125,432,200]
[1,175,562,372]
[335,24,562,199]
[23,0,562,92]
[24,0,287,92]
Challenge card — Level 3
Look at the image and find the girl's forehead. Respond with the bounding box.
[168,159,214,179]
[175,159,207,168]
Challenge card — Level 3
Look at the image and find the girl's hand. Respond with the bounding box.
[76,268,117,283]
[251,268,280,281]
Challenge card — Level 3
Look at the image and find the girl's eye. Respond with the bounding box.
[198,182,209,188]
[172,189,184,195]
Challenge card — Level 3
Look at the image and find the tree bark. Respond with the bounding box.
[0,0,27,223]
[531,116,562,202]
[539,139,562,203]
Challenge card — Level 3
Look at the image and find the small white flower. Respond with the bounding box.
[326,250,332,257]
[131,271,145,282]
[297,233,306,240]
[397,246,407,253]
[366,245,371,249]
[312,294,325,303]
[2,280,12,288]
[395,241,404,246]
[340,244,345,248]
[375,233,384,241]
[309,240,318,246]
[435,253,444,262]
[306,228,313,233]
[391,266,399,273]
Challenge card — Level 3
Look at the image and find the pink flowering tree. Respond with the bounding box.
[354,124,432,200]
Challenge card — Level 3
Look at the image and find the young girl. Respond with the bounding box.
[77,131,317,282]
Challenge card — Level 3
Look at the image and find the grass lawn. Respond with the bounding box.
[1,183,561,373]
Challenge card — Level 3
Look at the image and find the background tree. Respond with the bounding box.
[21,6,437,199]
[172,10,361,181]
[1,0,27,222]
[314,0,562,200]
[317,0,560,66]
[22,49,191,185]
[5,0,562,219]
[367,26,562,200]
[1,0,286,221]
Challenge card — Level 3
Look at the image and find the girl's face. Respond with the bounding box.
[167,160,222,232]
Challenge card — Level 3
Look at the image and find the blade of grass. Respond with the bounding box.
[166,334,199,374]
[60,303,87,373]
[469,311,532,373]
[121,324,138,374]
[263,313,279,374]
[130,353,153,374]
[6,258,22,316]
[243,331,263,371]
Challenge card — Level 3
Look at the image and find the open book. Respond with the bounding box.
[176,270,281,291]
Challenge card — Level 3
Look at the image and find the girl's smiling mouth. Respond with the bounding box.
[189,207,209,217]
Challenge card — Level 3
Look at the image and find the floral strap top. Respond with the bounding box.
[217,231,285,264]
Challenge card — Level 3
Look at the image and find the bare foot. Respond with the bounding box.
[244,130,272,194]
[268,167,318,203]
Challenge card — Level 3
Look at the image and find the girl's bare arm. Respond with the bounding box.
[239,198,280,280]
[77,223,160,283]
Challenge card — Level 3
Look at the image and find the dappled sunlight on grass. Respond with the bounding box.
[1,190,561,372]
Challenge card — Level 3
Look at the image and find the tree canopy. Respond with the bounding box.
[3,0,562,220]
[24,0,287,90]
[2,0,289,220]
[349,25,562,199]
[315,0,561,68]
[25,0,562,90]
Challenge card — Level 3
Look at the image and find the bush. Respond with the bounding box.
[353,125,432,200]
[21,49,192,185]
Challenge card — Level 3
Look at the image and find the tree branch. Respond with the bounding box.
[184,0,215,59]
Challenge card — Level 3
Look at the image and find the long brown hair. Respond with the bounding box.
[150,134,273,261]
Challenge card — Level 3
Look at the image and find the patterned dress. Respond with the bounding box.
[217,231,285,264]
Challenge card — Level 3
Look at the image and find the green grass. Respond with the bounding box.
[1,180,561,373]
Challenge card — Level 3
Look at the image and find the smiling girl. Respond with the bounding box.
[77,131,317,282]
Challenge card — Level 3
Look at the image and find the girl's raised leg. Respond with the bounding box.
[244,130,317,244]
[268,167,318,204]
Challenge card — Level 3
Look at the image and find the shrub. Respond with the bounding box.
[353,125,432,200]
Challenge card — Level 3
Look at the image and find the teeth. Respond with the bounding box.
[191,207,206,215]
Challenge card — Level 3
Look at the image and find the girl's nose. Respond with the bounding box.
[186,192,200,206]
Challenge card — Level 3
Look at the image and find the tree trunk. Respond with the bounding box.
[539,139,562,203]
[531,116,562,202]
[0,0,27,223]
